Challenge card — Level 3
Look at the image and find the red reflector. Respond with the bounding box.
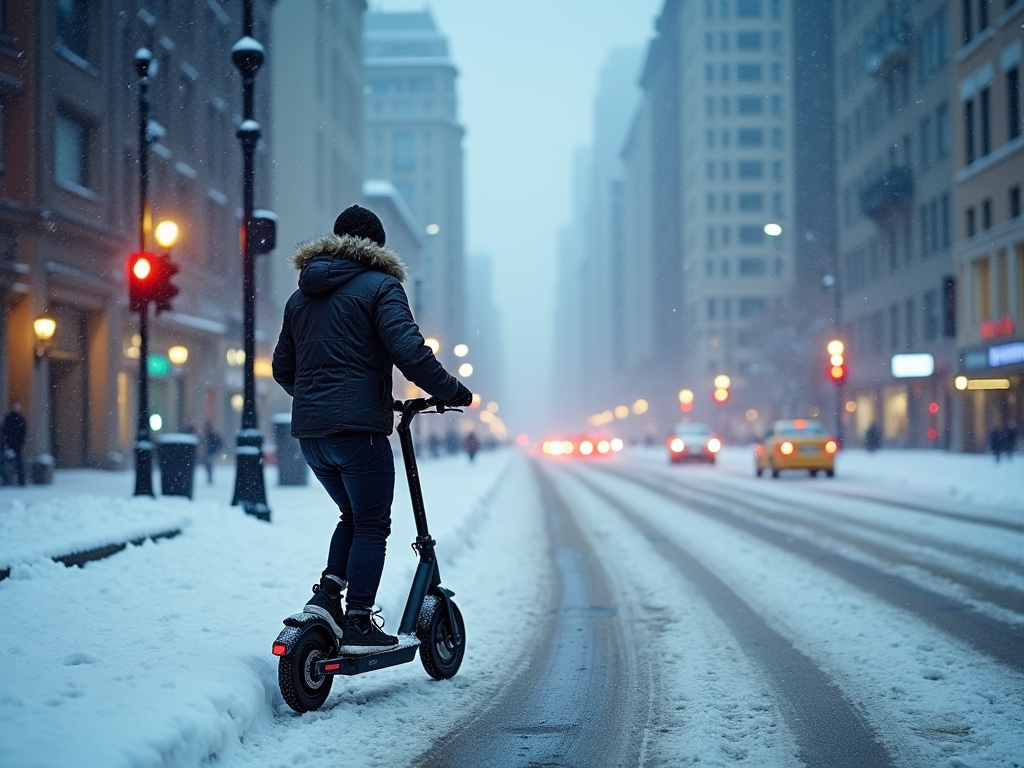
[324,663,340,671]
[272,643,288,656]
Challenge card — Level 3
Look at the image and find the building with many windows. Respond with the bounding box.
[363,10,465,350]
[949,0,1024,450]
[833,0,957,447]
[0,0,275,473]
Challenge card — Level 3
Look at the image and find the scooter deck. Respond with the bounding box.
[315,633,420,677]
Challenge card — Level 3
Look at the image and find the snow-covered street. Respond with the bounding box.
[2,446,1022,767]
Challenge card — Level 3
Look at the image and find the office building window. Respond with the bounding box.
[739,298,766,318]
[980,87,991,155]
[721,63,730,82]
[720,0,729,16]
[705,64,714,83]
[722,128,731,147]
[737,31,762,51]
[738,95,763,114]
[771,31,782,53]
[55,111,90,189]
[920,205,930,256]
[905,299,916,348]
[983,198,992,229]
[737,0,762,18]
[737,63,762,82]
[978,0,989,30]
[1011,186,1022,219]
[941,192,952,246]
[966,207,976,237]
[924,290,940,341]
[920,116,933,168]
[722,96,731,114]
[706,96,715,117]
[773,160,783,181]
[707,193,716,213]
[705,0,714,20]
[739,257,766,275]
[771,127,784,148]
[707,298,717,320]
[889,304,899,351]
[720,32,730,51]
[962,0,973,45]
[771,95,783,116]
[706,161,716,180]
[707,129,715,148]
[738,225,765,244]
[706,259,714,276]
[1008,68,1021,140]
[56,0,89,59]
[722,193,732,212]
[738,160,763,179]
[707,227,717,250]
[392,131,414,171]
[739,192,764,211]
[737,128,763,147]
[770,0,781,19]
[772,63,783,82]
[722,259,731,277]
[722,161,731,179]
[937,102,952,156]
[705,33,715,52]
[964,99,976,164]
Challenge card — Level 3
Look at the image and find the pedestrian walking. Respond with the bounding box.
[1005,419,1018,459]
[1,403,28,486]
[464,431,480,462]
[989,423,1006,462]
[272,205,472,652]
[864,422,882,452]
[201,422,223,485]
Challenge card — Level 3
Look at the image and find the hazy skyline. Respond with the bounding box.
[373,1,663,435]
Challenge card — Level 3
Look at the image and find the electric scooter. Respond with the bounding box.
[271,397,467,714]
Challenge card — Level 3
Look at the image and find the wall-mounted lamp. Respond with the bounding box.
[33,313,57,364]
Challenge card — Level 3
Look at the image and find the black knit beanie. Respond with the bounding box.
[333,205,386,247]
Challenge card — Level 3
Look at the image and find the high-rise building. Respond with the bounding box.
[675,0,800,430]
[949,0,1024,450]
[834,0,956,447]
[269,0,366,317]
[364,10,465,348]
[0,0,274,472]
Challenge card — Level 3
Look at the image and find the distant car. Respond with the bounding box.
[755,419,838,478]
[542,436,623,458]
[667,423,722,464]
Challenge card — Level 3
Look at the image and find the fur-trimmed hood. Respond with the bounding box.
[289,234,407,282]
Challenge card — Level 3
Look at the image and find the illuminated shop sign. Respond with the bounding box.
[891,353,935,378]
[963,341,1024,371]
[979,316,1014,340]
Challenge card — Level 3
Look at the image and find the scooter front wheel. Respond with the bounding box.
[417,595,466,680]
[278,626,335,713]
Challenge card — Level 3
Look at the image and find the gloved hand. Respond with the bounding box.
[450,382,473,408]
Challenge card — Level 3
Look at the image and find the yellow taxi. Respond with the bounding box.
[755,419,838,478]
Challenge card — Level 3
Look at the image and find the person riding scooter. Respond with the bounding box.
[272,205,472,654]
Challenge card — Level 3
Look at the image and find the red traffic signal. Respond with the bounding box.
[828,362,848,384]
[128,251,157,311]
[127,251,180,313]
[826,340,847,385]
[713,387,730,404]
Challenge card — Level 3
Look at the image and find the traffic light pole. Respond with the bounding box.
[835,383,845,448]
[230,1,270,521]
[133,49,154,497]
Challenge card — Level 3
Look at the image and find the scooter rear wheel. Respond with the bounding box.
[417,595,466,680]
[278,626,335,713]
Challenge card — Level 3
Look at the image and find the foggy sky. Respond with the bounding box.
[372,1,663,436]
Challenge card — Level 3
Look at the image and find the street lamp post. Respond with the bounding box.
[230,1,270,521]
[133,48,155,498]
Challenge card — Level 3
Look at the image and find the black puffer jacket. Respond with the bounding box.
[272,234,470,437]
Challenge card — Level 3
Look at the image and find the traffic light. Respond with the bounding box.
[128,251,156,312]
[827,339,847,385]
[678,388,695,412]
[713,374,731,405]
[152,254,180,313]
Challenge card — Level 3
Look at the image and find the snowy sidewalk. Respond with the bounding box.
[0,449,550,768]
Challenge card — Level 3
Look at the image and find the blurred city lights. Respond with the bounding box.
[425,224,440,235]
[168,345,188,365]
[954,376,968,390]
[764,223,783,237]
[458,363,473,377]
[486,401,499,413]
[827,339,845,356]
[424,337,440,354]
[714,374,731,389]
[614,405,629,419]
[845,400,857,412]
[745,409,758,421]
[454,343,469,357]
[149,413,163,431]
[610,438,624,452]
[470,393,482,409]
[678,388,694,404]
[154,220,180,249]
[633,399,649,415]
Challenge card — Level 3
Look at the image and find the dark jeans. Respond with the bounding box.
[300,433,394,611]
[2,449,25,486]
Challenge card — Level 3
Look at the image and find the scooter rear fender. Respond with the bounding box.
[272,613,335,656]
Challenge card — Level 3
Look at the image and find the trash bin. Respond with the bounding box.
[273,413,308,486]
[31,454,55,485]
[157,433,199,498]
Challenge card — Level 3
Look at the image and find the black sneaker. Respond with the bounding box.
[303,583,345,638]
[339,609,398,654]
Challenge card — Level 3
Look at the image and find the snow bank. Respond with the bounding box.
[0,495,190,572]
[0,449,545,768]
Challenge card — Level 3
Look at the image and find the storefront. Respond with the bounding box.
[954,339,1024,452]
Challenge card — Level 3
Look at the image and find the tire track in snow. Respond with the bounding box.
[606,464,1024,673]
[416,462,651,768]
[567,466,894,768]
[624,467,1024,616]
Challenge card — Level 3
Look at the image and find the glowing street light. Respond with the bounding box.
[764,223,783,237]
[453,343,469,357]
[614,405,629,419]
[458,363,473,377]
[424,337,440,355]
[168,345,189,365]
[154,219,180,249]
[633,399,649,415]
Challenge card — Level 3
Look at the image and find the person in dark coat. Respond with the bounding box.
[272,205,472,653]
[464,431,480,462]
[200,422,223,485]
[989,424,1006,462]
[1,403,27,486]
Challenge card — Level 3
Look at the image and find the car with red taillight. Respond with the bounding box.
[754,419,838,478]
[667,423,722,464]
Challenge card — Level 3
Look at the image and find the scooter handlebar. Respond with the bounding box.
[393,397,462,415]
